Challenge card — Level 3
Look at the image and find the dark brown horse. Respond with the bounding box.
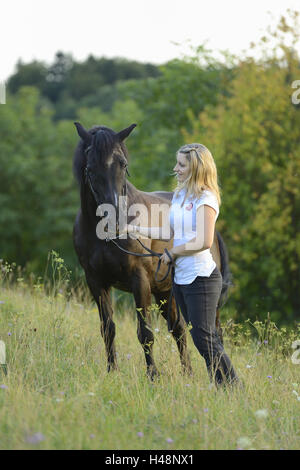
[73,122,231,378]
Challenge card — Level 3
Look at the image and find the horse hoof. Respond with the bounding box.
[107,363,119,373]
[182,366,193,377]
[147,366,160,381]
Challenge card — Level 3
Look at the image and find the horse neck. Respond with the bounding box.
[80,182,98,224]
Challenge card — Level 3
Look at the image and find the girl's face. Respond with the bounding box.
[173,152,190,183]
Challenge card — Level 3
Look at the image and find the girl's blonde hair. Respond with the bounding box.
[173,143,221,206]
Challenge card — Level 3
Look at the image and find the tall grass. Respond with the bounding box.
[0,256,299,450]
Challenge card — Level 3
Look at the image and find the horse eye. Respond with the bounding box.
[120,160,127,169]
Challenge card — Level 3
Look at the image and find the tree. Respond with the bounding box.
[7,60,47,93]
[0,86,79,274]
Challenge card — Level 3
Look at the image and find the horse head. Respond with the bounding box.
[74,122,136,231]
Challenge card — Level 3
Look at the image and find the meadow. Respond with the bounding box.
[0,257,299,450]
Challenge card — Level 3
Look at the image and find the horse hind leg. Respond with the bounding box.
[132,272,159,380]
[154,292,193,376]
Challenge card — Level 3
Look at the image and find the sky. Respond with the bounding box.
[1,0,300,82]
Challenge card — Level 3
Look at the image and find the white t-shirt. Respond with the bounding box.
[169,188,219,284]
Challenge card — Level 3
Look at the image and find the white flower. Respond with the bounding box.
[246,364,252,369]
[154,328,160,333]
[88,392,95,396]
[255,409,268,419]
[292,390,298,396]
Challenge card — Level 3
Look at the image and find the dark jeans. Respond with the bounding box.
[173,266,238,386]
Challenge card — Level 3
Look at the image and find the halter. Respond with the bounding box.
[84,145,130,203]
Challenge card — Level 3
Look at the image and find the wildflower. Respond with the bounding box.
[185,383,191,387]
[0,384,8,389]
[88,392,95,396]
[137,432,144,437]
[297,397,300,402]
[292,390,298,397]
[0,301,5,304]
[154,328,159,333]
[264,340,268,344]
[192,419,198,424]
[203,408,209,413]
[166,438,174,444]
[90,434,95,439]
[246,364,252,369]
[7,332,11,336]
[55,398,64,402]
[267,375,272,379]
[126,354,132,360]
[255,409,269,419]
[25,432,45,444]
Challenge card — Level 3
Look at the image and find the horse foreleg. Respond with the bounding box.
[86,273,117,372]
[132,272,158,380]
[154,292,193,375]
[98,288,118,372]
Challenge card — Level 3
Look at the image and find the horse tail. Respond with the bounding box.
[216,230,233,309]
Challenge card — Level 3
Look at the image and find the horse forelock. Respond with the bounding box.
[94,127,129,164]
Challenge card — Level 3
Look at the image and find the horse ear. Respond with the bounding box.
[117,123,137,142]
[74,122,92,144]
